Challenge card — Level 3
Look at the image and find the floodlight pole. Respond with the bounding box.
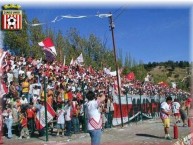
[109,13,123,127]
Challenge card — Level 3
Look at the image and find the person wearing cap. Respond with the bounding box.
[85,91,105,145]
[160,96,173,140]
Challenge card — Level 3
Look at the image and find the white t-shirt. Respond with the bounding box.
[65,105,72,121]
[7,72,13,84]
[57,109,65,124]
[172,102,180,113]
[19,70,25,75]
[86,99,102,130]
[20,98,28,104]
[13,68,19,78]
[26,71,32,79]
[160,102,171,119]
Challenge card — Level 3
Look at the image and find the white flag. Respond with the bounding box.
[70,58,74,66]
[76,53,84,64]
[63,55,66,66]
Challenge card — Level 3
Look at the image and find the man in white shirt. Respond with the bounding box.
[29,81,41,104]
[172,99,181,123]
[20,95,28,105]
[12,66,19,82]
[7,71,13,85]
[160,96,173,140]
[56,104,66,136]
[64,100,72,136]
[85,91,105,145]
[18,67,25,76]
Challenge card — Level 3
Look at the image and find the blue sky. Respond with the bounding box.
[23,6,191,63]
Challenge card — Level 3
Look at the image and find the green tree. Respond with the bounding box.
[55,30,65,63]
[28,18,45,58]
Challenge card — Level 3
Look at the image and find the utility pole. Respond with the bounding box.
[109,13,123,127]
[44,77,48,141]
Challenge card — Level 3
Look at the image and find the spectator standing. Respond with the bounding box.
[12,66,19,83]
[85,91,105,145]
[7,70,13,86]
[9,81,18,98]
[3,106,13,139]
[26,105,35,137]
[172,99,181,123]
[20,95,28,105]
[160,96,173,140]
[71,98,80,134]
[56,104,66,136]
[179,101,188,127]
[21,78,29,100]
[12,105,19,136]
[64,100,72,137]
[18,113,30,139]
[185,97,192,116]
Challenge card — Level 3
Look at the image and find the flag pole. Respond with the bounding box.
[109,13,124,127]
[44,76,49,141]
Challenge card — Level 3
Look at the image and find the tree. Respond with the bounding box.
[55,30,65,63]
[28,18,45,58]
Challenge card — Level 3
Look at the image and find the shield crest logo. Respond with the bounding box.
[1,4,22,30]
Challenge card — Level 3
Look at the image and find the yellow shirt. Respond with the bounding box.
[22,82,29,93]
[64,92,68,100]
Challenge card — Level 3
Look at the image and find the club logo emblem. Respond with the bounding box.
[1,4,22,30]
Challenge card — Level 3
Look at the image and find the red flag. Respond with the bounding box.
[88,65,94,74]
[126,72,135,81]
[0,81,8,98]
[158,81,168,87]
[38,37,57,59]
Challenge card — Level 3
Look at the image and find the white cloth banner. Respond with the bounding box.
[25,13,112,27]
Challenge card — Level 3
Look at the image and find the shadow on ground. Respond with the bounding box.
[135,133,164,139]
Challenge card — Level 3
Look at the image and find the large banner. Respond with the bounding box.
[35,102,56,130]
[112,94,161,126]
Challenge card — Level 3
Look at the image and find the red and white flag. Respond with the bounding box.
[2,10,22,30]
[35,102,56,130]
[0,82,8,98]
[38,37,57,56]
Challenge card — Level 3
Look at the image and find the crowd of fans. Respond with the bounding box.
[1,53,190,139]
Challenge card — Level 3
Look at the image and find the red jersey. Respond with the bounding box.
[21,118,28,128]
[26,109,35,118]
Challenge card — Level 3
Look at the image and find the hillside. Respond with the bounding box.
[148,65,191,91]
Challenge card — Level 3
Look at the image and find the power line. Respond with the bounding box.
[114,5,128,22]
[112,5,125,15]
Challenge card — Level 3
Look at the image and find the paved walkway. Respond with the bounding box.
[3,107,193,145]
[3,113,193,145]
